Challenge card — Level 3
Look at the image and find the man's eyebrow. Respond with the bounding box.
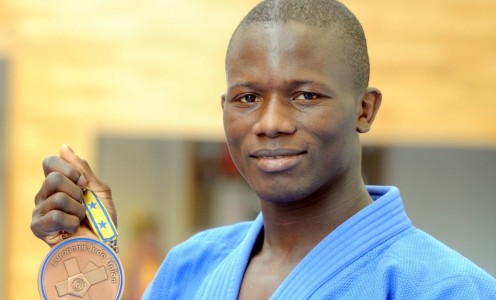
[228,81,260,91]
[228,80,328,91]
[287,80,317,89]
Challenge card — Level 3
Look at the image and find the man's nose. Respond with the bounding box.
[252,96,296,138]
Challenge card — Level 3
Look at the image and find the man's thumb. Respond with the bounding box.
[59,144,89,189]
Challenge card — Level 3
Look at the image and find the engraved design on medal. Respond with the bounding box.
[71,277,86,293]
[54,257,108,298]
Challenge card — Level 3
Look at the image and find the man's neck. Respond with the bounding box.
[257,183,372,261]
[238,184,373,300]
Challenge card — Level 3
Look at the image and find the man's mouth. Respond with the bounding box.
[250,149,307,172]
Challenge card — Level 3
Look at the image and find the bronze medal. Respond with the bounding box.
[38,237,124,299]
[39,189,124,299]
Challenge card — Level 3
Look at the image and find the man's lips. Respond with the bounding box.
[250,149,307,172]
[250,148,307,158]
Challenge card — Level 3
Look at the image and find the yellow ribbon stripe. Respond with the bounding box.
[82,189,118,244]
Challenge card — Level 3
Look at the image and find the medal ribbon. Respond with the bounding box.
[82,189,118,247]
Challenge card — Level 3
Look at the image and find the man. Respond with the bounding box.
[31,0,496,299]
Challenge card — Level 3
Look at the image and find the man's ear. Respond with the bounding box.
[356,87,382,133]
[221,94,226,110]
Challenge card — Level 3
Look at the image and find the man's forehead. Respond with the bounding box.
[226,22,346,73]
[232,21,338,41]
[224,22,355,94]
[227,22,343,57]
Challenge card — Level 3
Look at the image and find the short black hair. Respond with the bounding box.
[227,0,369,92]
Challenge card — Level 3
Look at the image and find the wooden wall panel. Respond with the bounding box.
[0,0,495,299]
[350,0,496,146]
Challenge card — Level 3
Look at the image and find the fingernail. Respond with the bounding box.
[63,144,74,153]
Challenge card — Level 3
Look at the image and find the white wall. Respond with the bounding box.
[376,146,496,276]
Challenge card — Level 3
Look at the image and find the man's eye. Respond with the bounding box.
[240,94,259,103]
[295,92,318,100]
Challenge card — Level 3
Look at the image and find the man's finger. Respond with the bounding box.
[36,192,86,222]
[59,144,91,189]
[42,155,82,186]
[35,172,84,205]
[31,209,82,239]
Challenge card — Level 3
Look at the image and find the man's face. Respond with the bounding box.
[223,22,363,203]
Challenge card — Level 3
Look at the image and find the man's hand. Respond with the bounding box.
[31,144,117,247]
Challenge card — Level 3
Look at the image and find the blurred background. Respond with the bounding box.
[0,0,495,299]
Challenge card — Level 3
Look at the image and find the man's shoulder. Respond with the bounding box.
[162,220,257,273]
[383,227,489,273]
[143,220,256,299]
[172,220,255,255]
[375,227,496,297]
